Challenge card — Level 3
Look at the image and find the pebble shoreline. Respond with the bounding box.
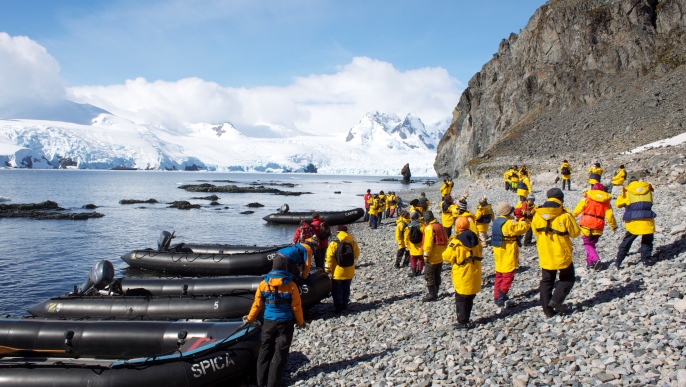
[277,172,686,386]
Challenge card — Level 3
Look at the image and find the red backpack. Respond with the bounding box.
[298,224,313,242]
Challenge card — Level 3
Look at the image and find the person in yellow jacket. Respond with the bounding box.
[440,177,454,199]
[474,197,494,247]
[452,195,479,234]
[243,255,305,387]
[442,217,482,330]
[559,160,572,191]
[421,210,449,302]
[405,211,425,277]
[325,225,361,313]
[503,167,515,191]
[378,191,387,220]
[387,191,398,218]
[615,177,656,268]
[606,165,626,194]
[516,173,532,202]
[491,202,530,308]
[440,194,457,237]
[394,210,411,268]
[531,188,581,318]
[573,183,617,270]
[368,194,381,229]
[588,162,604,187]
[509,166,520,191]
[418,192,431,213]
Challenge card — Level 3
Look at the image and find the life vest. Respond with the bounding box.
[431,222,448,245]
[589,172,601,181]
[490,217,518,247]
[418,197,429,211]
[475,208,492,224]
[517,180,528,191]
[534,213,569,236]
[441,201,452,214]
[623,189,656,221]
[579,196,610,230]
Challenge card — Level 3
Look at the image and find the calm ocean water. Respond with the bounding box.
[0,169,433,316]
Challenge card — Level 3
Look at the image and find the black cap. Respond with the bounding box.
[547,187,564,202]
[423,210,435,222]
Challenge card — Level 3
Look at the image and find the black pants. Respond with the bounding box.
[505,182,510,191]
[423,261,442,288]
[539,264,575,315]
[395,248,409,267]
[523,229,533,245]
[314,247,326,268]
[562,179,571,190]
[454,293,476,324]
[444,224,453,238]
[616,232,654,265]
[331,279,352,310]
[363,207,370,222]
[256,319,295,387]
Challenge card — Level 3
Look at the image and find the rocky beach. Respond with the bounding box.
[279,145,686,386]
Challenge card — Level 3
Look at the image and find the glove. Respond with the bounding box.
[242,316,252,327]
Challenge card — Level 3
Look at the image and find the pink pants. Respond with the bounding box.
[494,271,514,299]
[582,235,600,266]
[409,255,424,272]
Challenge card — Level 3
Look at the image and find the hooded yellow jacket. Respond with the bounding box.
[572,190,617,236]
[492,215,530,273]
[395,217,410,248]
[616,181,656,235]
[531,198,581,270]
[440,180,454,198]
[588,166,604,185]
[442,230,482,295]
[325,231,361,280]
[611,168,626,185]
[516,176,532,197]
[474,204,494,233]
[422,219,448,264]
[440,200,457,228]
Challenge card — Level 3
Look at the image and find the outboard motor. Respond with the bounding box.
[75,259,115,295]
[158,230,175,251]
[278,203,290,214]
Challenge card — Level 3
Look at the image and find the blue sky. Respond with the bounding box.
[0,0,547,134]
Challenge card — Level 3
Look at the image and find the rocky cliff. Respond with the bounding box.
[434,0,686,178]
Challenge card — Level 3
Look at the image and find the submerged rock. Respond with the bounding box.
[178,183,311,196]
[167,201,201,210]
[0,201,104,220]
[119,198,159,205]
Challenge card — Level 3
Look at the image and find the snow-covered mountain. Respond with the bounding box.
[0,105,448,176]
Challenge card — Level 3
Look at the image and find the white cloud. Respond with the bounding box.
[68,56,460,135]
[0,33,65,107]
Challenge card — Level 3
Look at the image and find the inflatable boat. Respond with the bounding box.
[0,319,259,387]
[121,231,288,276]
[262,206,365,225]
[28,260,331,320]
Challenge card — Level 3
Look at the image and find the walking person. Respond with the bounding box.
[442,217,483,330]
[615,177,657,268]
[491,202,530,308]
[325,225,360,313]
[394,210,411,268]
[560,160,573,190]
[573,183,617,270]
[531,188,581,318]
[421,210,449,302]
[243,255,305,387]
[405,211,425,277]
[514,194,536,246]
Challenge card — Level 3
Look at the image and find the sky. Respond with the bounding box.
[0,0,547,135]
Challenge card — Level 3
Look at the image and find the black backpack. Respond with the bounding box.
[319,221,331,240]
[561,166,570,176]
[408,224,423,244]
[335,241,355,267]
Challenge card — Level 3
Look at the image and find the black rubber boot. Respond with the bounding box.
[408,267,416,277]
[422,286,437,302]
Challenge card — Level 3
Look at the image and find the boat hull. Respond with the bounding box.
[262,208,365,225]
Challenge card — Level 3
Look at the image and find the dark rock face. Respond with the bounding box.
[0,201,104,220]
[246,202,265,207]
[435,0,686,177]
[179,183,311,196]
[401,163,412,184]
[119,199,159,205]
[191,195,220,201]
[167,201,201,210]
[82,204,98,209]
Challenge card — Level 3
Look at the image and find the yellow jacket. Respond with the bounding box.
[474,204,493,233]
[616,181,656,235]
[387,193,397,209]
[377,194,387,211]
[440,180,454,198]
[559,162,572,180]
[422,219,448,264]
[404,220,424,256]
[531,199,581,270]
[504,169,514,183]
[442,230,482,295]
[368,197,381,216]
[588,166,604,184]
[452,210,479,234]
[395,217,410,248]
[440,200,456,228]
[325,232,361,280]
[492,216,530,273]
[611,168,626,185]
[516,176,532,197]
[572,190,617,236]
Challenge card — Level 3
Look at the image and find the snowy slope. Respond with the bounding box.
[0,110,447,176]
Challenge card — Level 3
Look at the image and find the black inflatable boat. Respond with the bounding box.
[0,319,260,387]
[121,231,288,276]
[28,260,332,320]
[262,206,365,225]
